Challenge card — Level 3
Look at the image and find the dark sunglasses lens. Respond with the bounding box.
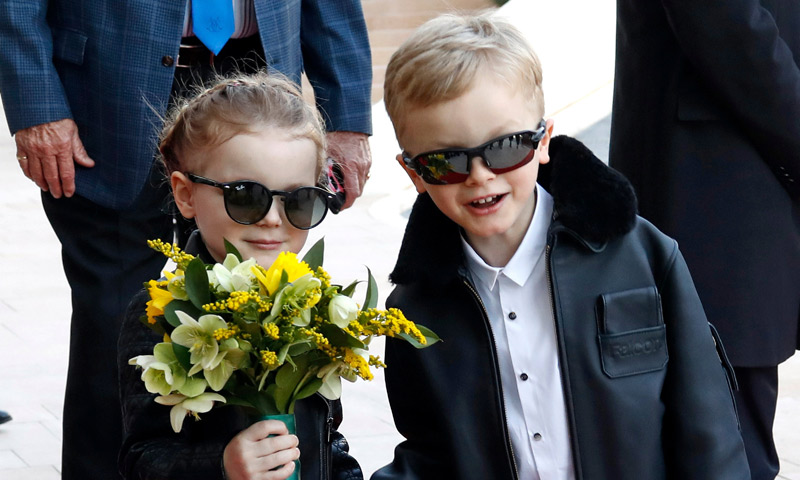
[483,133,536,174]
[285,188,329,229]
[416,152,470,184]
[225,182,271,224]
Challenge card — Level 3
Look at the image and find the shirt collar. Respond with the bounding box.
[462,184,554,290]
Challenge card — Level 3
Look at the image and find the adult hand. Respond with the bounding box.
[326,131,372,210]
[223,419,300,480]
[14,118,95,198]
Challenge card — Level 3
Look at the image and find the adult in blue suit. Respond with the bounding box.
[609,0,799,478]
[0,1,372,478]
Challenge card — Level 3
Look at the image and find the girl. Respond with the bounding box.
[118,72,362,480]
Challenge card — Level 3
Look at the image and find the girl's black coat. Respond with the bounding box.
[372,136,749,480]
[118,234,362,480]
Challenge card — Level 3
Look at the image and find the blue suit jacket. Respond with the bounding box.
[0,0,372,209]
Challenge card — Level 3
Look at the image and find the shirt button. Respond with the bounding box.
[162,55,174,67]
[508,312,517,320]
[519,373,529,381]
[533,433,543,441]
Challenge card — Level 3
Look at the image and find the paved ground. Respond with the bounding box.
[0,0,798,478]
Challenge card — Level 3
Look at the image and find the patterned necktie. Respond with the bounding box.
[192,0,235,55]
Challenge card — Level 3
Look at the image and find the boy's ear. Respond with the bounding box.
[537,118,556,165]
[171,171,196,219]
[396,154,428,194]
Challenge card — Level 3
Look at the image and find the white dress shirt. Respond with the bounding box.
[183,0,259,40]
[462,185,575,480]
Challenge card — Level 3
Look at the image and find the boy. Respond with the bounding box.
[372,13,749,480]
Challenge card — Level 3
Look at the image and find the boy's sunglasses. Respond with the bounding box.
[401,119,548,185]
[186,173,333,229]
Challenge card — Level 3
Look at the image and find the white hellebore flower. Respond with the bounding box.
[316,361,344,400]
[328,295,359,328]
[170,311,229,375]
[129,342,187,396]
[211,254,258,292]
[155,392,226,433]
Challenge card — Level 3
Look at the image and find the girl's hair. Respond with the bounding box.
[159,71,327,181]
[384,12,544,134]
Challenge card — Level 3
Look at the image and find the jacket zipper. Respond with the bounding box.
[462,279,520,480]
[545,241,583,479]
[318,393,334,480]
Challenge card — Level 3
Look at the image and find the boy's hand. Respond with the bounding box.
[223,420,300,480]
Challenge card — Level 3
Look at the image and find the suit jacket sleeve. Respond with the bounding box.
[658,243,751,478]
[0,0,73,134]
[661,0,800,199]
[300,0,372,135]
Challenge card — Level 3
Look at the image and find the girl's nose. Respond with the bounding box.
[256,200,283,227]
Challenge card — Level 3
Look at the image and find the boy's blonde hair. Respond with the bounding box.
[159,71,327,180]
[384,12,544,134]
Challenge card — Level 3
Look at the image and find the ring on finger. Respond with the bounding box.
[16,155,28,161]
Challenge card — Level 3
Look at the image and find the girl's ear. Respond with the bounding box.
[537,118,556,165]
[396,154,428,194]
[171,171,196,219]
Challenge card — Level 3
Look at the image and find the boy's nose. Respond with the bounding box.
[465,156,495,185]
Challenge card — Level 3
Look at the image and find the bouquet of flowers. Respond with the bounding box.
[130,238,439,433]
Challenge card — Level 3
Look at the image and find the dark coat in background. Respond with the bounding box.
[609,0,800,367]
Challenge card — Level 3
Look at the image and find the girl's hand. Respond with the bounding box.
[223,419,300,480]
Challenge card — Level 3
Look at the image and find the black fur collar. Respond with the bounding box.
[389,135,637,286]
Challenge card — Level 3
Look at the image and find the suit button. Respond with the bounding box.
[162,55,174,67]
[508,312,517,320]
[520,373,529,381]
[533,432,542,441]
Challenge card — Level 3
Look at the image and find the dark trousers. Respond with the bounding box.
[733,366,781,480]
[42,167,173,480]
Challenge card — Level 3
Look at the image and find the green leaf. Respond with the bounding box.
[340,280,360,298]
[185,258,211,308]
[398,324,441,349]
[302,237,325,270]
[224,239,242,261]
[319,323,365,349]
[163,300,201,328]
[224,395,256,409]
[139,315,166,336]
[277,357,305,388]
[287,341,315,356]
[275,355,312,413]
[171,343,193,372]
[363,268,378,310]
[294,378,322,401]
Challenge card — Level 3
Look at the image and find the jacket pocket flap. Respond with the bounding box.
[52,28,87,65]
[599,326,668,378]
[597,286,662,334]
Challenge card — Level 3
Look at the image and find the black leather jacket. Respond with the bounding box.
[372,137,749,480]
[118,233,362,480]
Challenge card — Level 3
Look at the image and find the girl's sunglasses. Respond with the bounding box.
[401,119,548,185]
[187,173,333,229]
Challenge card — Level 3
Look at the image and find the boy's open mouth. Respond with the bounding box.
[469,194,504,208]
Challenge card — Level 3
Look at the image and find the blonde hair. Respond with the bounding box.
[159,71,327,181]
[384,12,544,133]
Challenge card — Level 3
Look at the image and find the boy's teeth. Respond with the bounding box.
[473,195,499,206]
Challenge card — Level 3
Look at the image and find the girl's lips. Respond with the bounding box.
[245,239,283,250]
